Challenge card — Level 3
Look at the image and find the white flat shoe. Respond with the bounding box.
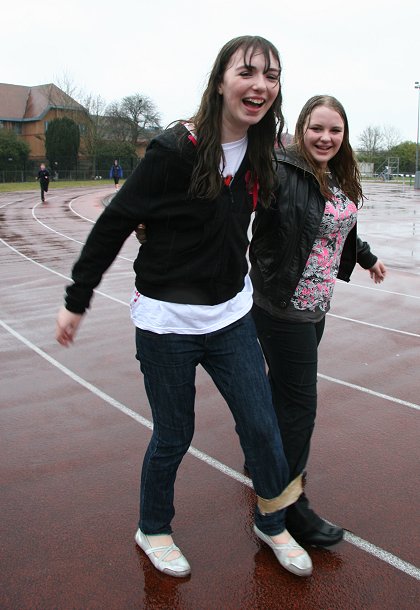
[253,525,313,577]
[134,528,191,578]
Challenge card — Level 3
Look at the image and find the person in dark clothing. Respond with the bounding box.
[250,95,387,548]
[36,163,50,202]
[109,159,123,189]
[55,36,313,579]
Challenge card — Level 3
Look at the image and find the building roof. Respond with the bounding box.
[0,83,86,122]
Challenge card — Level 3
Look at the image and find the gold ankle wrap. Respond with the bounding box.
[257,474,303,514]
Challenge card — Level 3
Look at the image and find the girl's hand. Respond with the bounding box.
[135,223,147,244]
[369,260,387,284]
[55,306,83,347]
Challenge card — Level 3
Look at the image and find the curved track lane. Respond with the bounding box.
[1,184,419,609]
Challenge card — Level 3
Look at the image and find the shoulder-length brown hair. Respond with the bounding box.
[188,35,284,208]
[294,95,363,206]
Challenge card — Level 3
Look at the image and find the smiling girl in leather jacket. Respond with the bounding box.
[250,95,387,547]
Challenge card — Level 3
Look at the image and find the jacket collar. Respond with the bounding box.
[276,145,317,177]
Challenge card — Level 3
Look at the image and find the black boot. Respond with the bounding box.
[286,492,344,547]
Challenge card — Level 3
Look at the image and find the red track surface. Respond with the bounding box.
[1,182,419,609]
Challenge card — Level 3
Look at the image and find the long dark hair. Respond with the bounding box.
[188,35,284,208]
[293,95,363,205]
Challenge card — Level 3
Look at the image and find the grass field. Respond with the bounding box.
[0,180,125,193]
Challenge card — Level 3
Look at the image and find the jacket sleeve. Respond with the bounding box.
[65,142,175,313]
[356,236,378,269]
[65,208,137,313]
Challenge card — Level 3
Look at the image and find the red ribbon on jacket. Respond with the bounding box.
[245,170,259,211]
[188,132,258,210]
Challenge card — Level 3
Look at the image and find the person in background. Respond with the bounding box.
[36,163,50,202]
[250,94,387,548]
[110,159,123,189]
[55,36,314,579]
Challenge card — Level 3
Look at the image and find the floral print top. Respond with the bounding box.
[291,185,357,312]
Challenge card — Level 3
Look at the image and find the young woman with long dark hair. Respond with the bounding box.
[56,37,313,578]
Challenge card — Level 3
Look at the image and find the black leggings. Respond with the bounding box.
[252,304,325,482]
[40,181,49,201]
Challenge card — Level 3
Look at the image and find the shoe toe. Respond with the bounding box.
[283,552,313,576]
[135,529,191,578]
[161,554,191,576]
[303,523,344,547]
[288,520,344,547]
[254,526,312,577]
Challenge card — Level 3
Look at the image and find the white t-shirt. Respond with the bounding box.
[130,135,252,334]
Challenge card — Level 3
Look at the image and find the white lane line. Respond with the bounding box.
[68,207,97,223]
[69,195,111,223]
[1,317,419,581]
[1,238,419,412]
[0,319,250,488]
[318,373,420,412]
[0,238,128,308]
[327,313,420,338]
[4,193,420,301]
[31,201,85,247]
[343,531,420,580]
[0,199,28,209]
[0,195,57,209]
[31,201,134,263]
[345,282,420,300]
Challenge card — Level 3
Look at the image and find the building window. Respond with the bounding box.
[79,123,87,135]
[11,122,22,134]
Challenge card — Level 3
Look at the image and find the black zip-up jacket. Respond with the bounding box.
[249,149,377,309]
[37,169,50,185]
[66,123,256,313]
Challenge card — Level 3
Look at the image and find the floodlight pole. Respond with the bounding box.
[415,81,420,189]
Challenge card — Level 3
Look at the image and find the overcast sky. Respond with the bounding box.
[3,0,419,147]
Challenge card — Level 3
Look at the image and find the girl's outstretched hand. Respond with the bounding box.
[369,260,387,284]
[55,306,83,347]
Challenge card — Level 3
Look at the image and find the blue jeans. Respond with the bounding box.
[135,313,289,536]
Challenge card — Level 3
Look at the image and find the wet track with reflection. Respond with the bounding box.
[1,182,419,609]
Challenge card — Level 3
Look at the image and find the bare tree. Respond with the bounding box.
[358,125,384,158]
[82,93,107,117]
[79,93,108,170]
[106,94,161,144]
[381,125,402,151]
[82,93,107,138]
[54,71,84,102]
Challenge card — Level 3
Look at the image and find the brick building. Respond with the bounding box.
[0,82,88,160]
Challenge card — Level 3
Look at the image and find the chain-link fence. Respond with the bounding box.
[0,156,139,183]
